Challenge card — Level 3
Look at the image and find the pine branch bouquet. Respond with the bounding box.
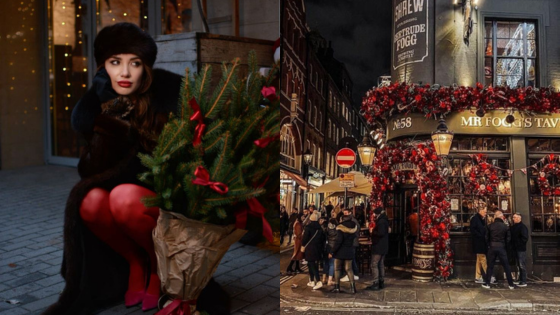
[139,52,279,314]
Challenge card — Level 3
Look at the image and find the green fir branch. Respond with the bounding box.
[206,58,240,119]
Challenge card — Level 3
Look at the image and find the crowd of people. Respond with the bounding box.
[282,202,390,294]
[282,199,530,292]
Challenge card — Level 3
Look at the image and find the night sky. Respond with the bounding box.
[304,0,393,107]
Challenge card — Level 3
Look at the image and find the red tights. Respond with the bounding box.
[80,184,160,296]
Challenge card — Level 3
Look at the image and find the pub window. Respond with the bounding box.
[527,138,560,233]
[280,126,296,169]
[484,20,538,88]
[447,136,511,232]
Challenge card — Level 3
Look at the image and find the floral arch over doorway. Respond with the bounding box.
[369,141,453,281]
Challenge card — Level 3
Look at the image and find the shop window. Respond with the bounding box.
[161,0,192,34]
[447,157,512,232]
[527,138,560,233]
[452,136,508,152]
[484,20,538,88]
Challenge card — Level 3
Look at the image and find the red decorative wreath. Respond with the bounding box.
[536,154,560,196]
[464,154,502,196]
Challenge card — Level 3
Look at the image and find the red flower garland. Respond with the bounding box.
[361,83,560,122]
[369,141,453,281]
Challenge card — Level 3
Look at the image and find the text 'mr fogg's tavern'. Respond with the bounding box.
[461,116,560,129]
[391,115,560,134]
[393,0,428,68]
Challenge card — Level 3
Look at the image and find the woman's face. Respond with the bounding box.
[104,54,144,96]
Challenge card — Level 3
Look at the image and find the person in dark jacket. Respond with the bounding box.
[366,207,389,290]
[330,212,358,294]
[340,208,360,282]
[287,208,299,245]
[470,205,492,283]
[511,213,529,287]
[302,212,325,290]
[280,206,289,245]
[325,201,334,219]
[44,23,227,315]
[482,211,515,289]
[324,213,339,285]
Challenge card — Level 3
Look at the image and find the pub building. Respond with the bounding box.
[360,0,560,281]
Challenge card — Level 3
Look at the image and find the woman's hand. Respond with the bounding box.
[93,68,118,102]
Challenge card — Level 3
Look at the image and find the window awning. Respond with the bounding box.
[281,170,308,189]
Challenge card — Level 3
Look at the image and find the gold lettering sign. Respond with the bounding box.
[386,110,560,140]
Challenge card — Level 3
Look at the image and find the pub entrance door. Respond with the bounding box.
[384,186,420,267]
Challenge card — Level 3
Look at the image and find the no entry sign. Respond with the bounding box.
[335,148,356,168]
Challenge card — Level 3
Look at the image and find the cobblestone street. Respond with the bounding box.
[0,165,279,315]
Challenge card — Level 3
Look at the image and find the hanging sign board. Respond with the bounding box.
[392,0,429,70]
[339,173,355,188]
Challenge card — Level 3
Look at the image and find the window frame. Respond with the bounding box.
[479,12,546,88]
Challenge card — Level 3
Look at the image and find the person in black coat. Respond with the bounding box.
[330,212,358,294]
[43,23,228,315]
[280,206,289,245]
[511,213,529,287]
[470,205,490,283]
[366,207,389,290]
[324,214,339,285]
[482,211,515,289]
[302,212,325,290]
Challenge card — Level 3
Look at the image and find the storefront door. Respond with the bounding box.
[385,186,419,266]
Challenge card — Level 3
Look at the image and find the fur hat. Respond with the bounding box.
[310,212,320,221]
[94,23,158,68]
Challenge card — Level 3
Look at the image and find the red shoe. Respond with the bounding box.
[142,293,159,311]
[124,290,145,307]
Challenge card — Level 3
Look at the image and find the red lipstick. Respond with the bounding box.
[118,81,132,87]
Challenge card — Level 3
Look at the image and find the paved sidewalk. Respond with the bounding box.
[280,268,560,313]
[0,165,279,315]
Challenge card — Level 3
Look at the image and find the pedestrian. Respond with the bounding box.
[280,205,289,245]
[44,23,226,315]
[482,210,515,289]
[366,207,389,291]
[340,208,360,282]
[330,208,358,294]
[470,205,495,284]
[325,201,334,218]
[324,212,339,286]
[303,204,316,226]
[302,212,325,290]
[286,213,304,274]
[287,207,299,245]
[511,213,529,287]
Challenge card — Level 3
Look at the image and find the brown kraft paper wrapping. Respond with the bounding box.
[153,209,247,301]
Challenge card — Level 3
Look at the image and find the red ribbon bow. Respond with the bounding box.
[192,166,229,195]
[234,177,273,243]
[254,133,280,148]
[155,299,197,315]
[235,197,274,243]
[189,98,206,146]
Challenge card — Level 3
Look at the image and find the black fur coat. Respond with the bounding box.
[43,69,230,315]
